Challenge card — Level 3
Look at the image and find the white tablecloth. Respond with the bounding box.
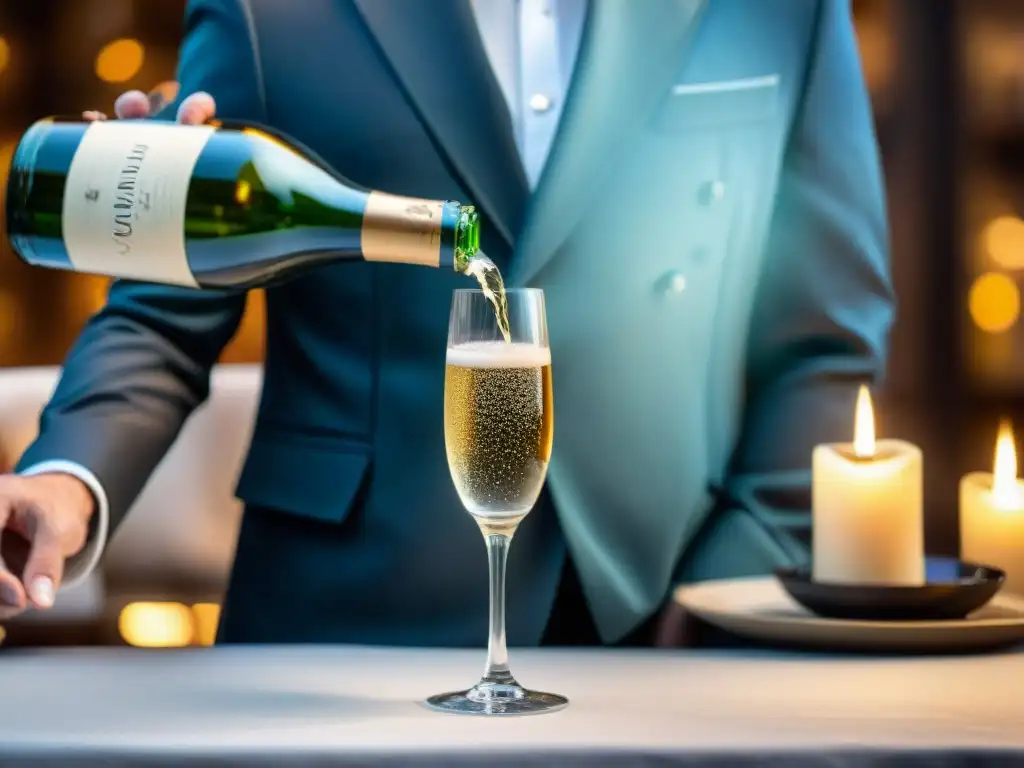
[1,645,1023,766]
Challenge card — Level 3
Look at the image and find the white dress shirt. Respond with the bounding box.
[469,0,587,187]
[23,0,589,590]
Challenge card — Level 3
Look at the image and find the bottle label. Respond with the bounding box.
[61,121,216,287]
[361,192,444,267]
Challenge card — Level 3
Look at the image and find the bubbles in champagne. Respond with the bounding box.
[462,255,511,343]
[444,342,553,523]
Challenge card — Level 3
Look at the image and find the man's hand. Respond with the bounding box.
[82,83,218,124]
[0,474,95,618]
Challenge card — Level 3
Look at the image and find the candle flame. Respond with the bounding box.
[852,384,876,458]
[992,418,1019,503]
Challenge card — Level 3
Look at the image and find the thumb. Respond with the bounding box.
[176,91,217,125]
[113,90,152,120]
[21,513,64,609]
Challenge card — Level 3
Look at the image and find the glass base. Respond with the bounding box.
[424,681,568,716]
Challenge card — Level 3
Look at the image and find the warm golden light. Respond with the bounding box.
[235,180,251,205]
[0,141,15,173]
[118,602,193,648]
[148,80,180,112]
[95,39,145,84]
[223,290,266,362]
[969,272,1020,333]
[992,419,1021,507]
[852,384,876,458]
[77,276,111,317]
[984,216,1024,270]
[0,288,20,341]
[191,603,221,646]
[0,37,10,75]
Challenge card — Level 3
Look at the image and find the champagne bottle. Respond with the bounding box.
[4,117,481,289]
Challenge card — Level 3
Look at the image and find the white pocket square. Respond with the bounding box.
[672,74,780,97]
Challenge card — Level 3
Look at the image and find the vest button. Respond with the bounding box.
[657,270,687,296]
[530,93,553,114]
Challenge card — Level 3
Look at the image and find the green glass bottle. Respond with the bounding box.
[5,116,481,289]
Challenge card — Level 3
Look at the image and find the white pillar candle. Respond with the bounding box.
[812,385,925,585]
[960,419,1024,595]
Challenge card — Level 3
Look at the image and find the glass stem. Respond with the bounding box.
[481,532,515,686]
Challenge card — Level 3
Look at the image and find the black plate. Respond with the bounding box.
[775,557,1005,621]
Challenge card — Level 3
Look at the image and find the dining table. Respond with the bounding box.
[1,642,1023,766]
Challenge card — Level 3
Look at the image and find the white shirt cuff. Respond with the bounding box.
[18,460,110,590]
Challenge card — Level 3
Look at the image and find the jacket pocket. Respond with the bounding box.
[652,74,780,133]
[235,430,372,524]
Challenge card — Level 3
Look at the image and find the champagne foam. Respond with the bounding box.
[446,341,551,369]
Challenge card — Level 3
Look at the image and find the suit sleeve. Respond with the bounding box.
[14,0,267,580]
[677,0,895,581]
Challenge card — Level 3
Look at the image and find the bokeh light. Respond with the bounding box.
[118,602,194,648]
[191,603,221,646]
[983,215,1024,270]
[969,271,1021,333]
[95,38,145,83]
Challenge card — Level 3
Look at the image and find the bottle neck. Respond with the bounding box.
[360,194,479,270]
[451,204,480,273]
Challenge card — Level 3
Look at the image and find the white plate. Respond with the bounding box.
[674,577,1024,653]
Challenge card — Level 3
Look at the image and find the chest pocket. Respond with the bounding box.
[616,74,782,319]
[641,74,782,260]
[651,75,780,133]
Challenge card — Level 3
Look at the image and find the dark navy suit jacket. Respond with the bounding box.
[19,0,894,645]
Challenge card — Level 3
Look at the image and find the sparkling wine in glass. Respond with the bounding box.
[426,288,568,716]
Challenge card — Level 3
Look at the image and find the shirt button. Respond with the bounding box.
[530,93,553,114]
[657,270,687,296]
[701,180,726,204]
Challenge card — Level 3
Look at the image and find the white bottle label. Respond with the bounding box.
[61,121,216,287]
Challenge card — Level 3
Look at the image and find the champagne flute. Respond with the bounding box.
[426,288,567,716]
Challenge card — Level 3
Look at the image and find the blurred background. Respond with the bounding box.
[0,0,1021,647]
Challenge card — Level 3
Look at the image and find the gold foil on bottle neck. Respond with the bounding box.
[361,192,444,267]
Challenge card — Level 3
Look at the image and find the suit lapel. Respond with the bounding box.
[512,0,708,284]
[351,0,529,250]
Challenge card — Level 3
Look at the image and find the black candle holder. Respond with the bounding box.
[774,556,1005,621]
